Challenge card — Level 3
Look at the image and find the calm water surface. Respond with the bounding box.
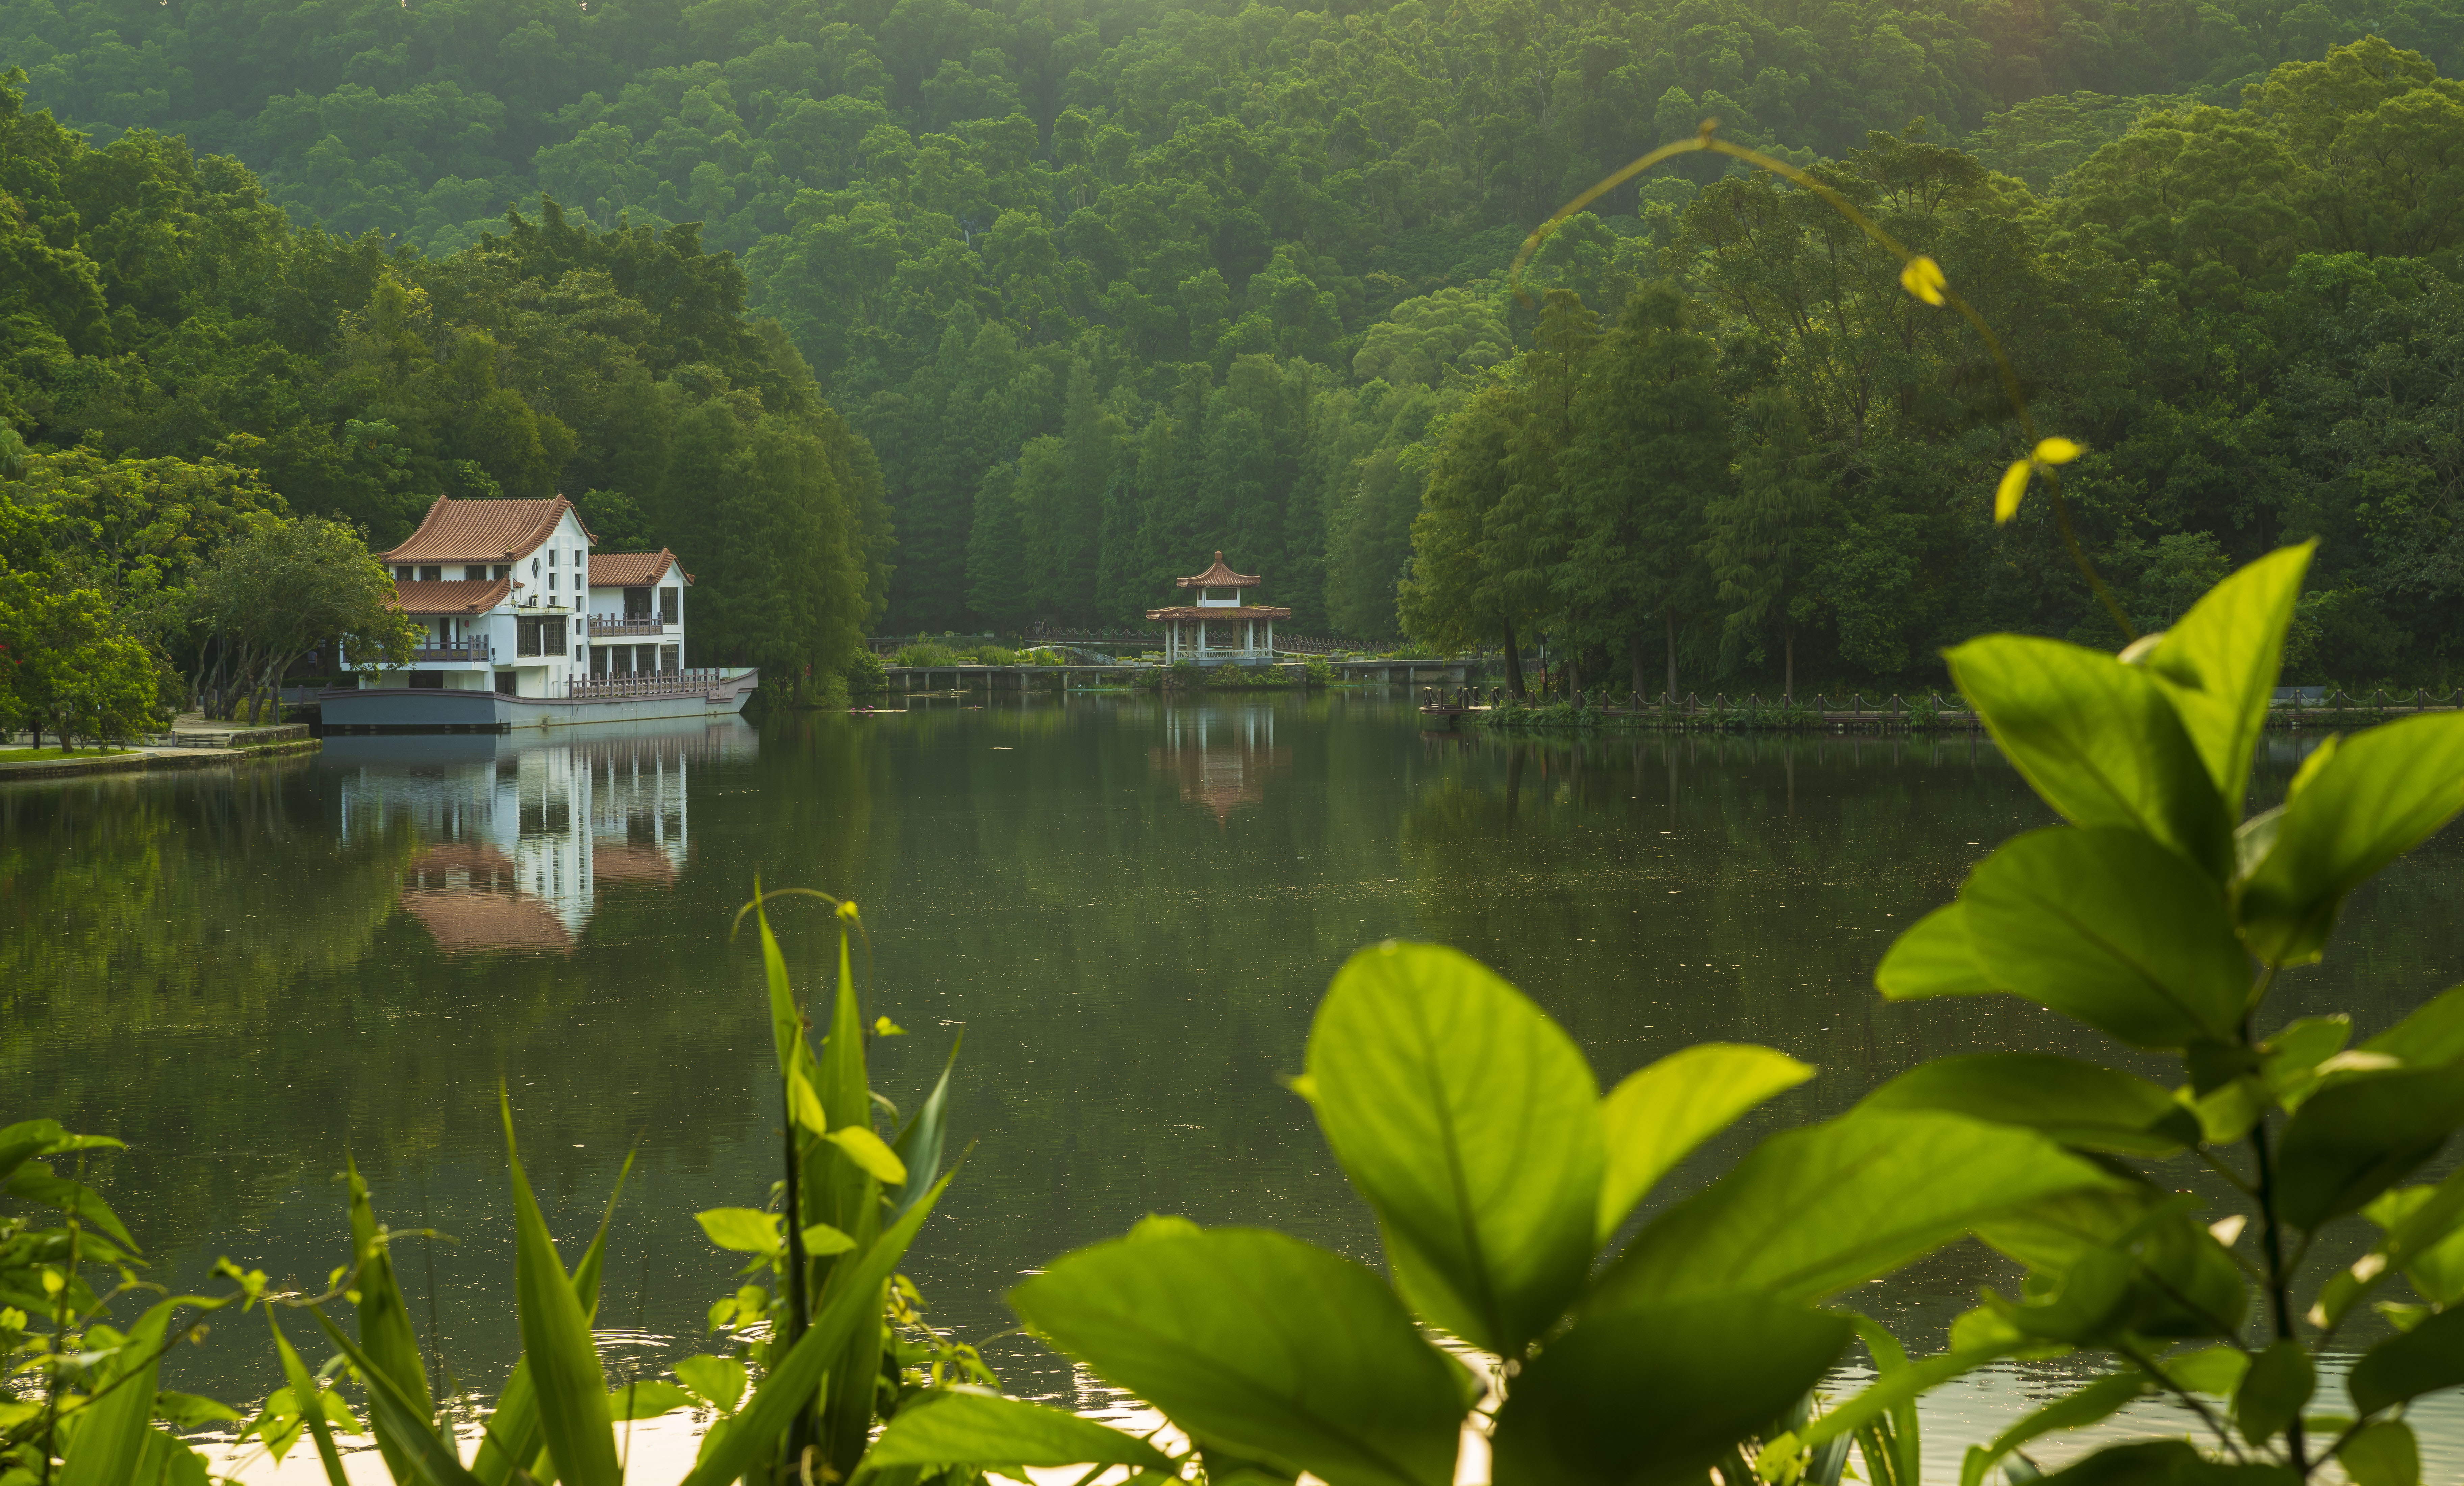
[8,694,2463,1476]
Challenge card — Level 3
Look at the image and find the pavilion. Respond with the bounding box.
[1147,552,1290,666]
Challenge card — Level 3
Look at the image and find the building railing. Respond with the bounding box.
[590,616,669,637]
[408,639,494,663]
[565,670,733,700]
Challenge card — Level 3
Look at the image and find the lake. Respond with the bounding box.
[8,693,2462,1478]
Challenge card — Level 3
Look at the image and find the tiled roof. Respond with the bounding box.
[1145,605,1292,620]
[379,496,592,563]
[590,550,694,587]
[391,578,511,614]
[1175,552,1261,588]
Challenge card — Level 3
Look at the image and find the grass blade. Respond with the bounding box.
[500,1089,622,1486]
[268,1307,354,1486]
[348,1154,437,1481]
[56,1297,178,1486]
[472,1151,636,1486]
[310,1306,484,1486]
[889,1031,962,1221]
[677,1170,955,1486]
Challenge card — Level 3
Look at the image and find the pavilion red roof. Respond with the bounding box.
[380,496,592,563]
[1145,605,1291,621]
[1175,552,1261,588]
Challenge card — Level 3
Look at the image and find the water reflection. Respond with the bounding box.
[329,723,753,955]
[1149,704,1288,820]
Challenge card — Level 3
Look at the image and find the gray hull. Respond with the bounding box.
[319,671,758,731]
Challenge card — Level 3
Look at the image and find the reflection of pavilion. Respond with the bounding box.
[331,721,754,954]
[1149,706,1290,822]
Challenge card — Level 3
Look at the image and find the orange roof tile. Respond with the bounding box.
[379,497,592,563]
[590,550,694,587]
[1175,552,1262,588]
[1145,605,1291,621]
[391,578,511,614]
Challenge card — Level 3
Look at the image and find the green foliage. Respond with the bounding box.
[1842,544,2464,1481]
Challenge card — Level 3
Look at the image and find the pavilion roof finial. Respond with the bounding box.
[1176,552,1262,589]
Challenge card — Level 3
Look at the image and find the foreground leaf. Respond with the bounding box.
[2349,1306,2464,1417]
[1304,941,1603,1356]
[1962,827,2250,1049]
[2275,1069,2464,1229]
[1859,1055,2198,1154]
[2239,713,2464,965]
[1875,904,2000,1001]
[2139,544,2312,811]
[1492,1294,1850,1486]
[1010,1226,1474,1486]
[1599,1111,2116,1305]
[500,1093,621,1486]
[864,1390,1176,1471]
[1596,1043,1812,1240]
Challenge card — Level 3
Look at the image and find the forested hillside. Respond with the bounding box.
[5,0,2462,686]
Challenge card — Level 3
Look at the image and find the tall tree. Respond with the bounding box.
[1704,388,1832,699]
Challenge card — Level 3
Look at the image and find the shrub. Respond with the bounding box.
[845,649,888,694]
[894,642,962,667]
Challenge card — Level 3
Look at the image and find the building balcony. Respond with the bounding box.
[409,640,495,663]
[590,616,669,637]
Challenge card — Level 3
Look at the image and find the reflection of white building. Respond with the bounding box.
[332,721,754,955]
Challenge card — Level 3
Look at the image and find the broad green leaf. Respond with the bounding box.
[1598,1111,2115,1306]
[826,1125,909,1185]
[820,927,871,1130]
[1303,941,1603,1356]
[345,1153,434,1482]
[153,1391,244,1428]
[1597,1043,1812,1240]
[752,887,807,1097]
[2140,544,2312,810]
[500,1093,621,1486]
[2363,985,2464,1069]
[865,1390,1177,1471]
[1959,1372,2153,1486]
[607,1380,695,1420]
[1963,827,2250,1049]
[2339,1420,2420,1486]
[1009,1226,1475,1486]
[58,1297,179,1486]
[1875,904,2000,1000]
[2275,1069,2464,1229]
[890,1029,963,1220]
[310,1307,485,1486]
[2350,1306,2464,1416]
[1492,1295,1851,1486]
[695,1208,780,1254]
[2259,1016,2353,1103]
[1973,1186,2171,1272]
[1858,1055,2199,1154]
[2239,713,2464,965]
[268,1308,353,1486]
[677,1170,954,1486]
[2234,1340,2312,1447]
[2028,1440,2209,1483]
[800,1222,856,1255]
[673,1355,746,1415]
[2162,1347,2249,1397]
[1945,635,2231,879]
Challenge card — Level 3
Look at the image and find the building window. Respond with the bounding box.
[518,617,542,657]
[396,565,412,580]
[420,565,442,582]
[575,643,585,661]
[495,671,517,694]
[408,672,444,690]
[545,616,567,652]
[661,645,679,672]
[550,571,559,591]
[624,587,651,618]
[659,586,679,624]
[591,647,607,676]
[493,564,510,580]
[464,565,486,580]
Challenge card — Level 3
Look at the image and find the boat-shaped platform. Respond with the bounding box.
[318,670,758,732]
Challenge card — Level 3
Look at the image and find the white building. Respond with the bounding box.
[585,550,690,678]
[370,497,689,695]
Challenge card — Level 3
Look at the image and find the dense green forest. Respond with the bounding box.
[3,0,2461,687]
